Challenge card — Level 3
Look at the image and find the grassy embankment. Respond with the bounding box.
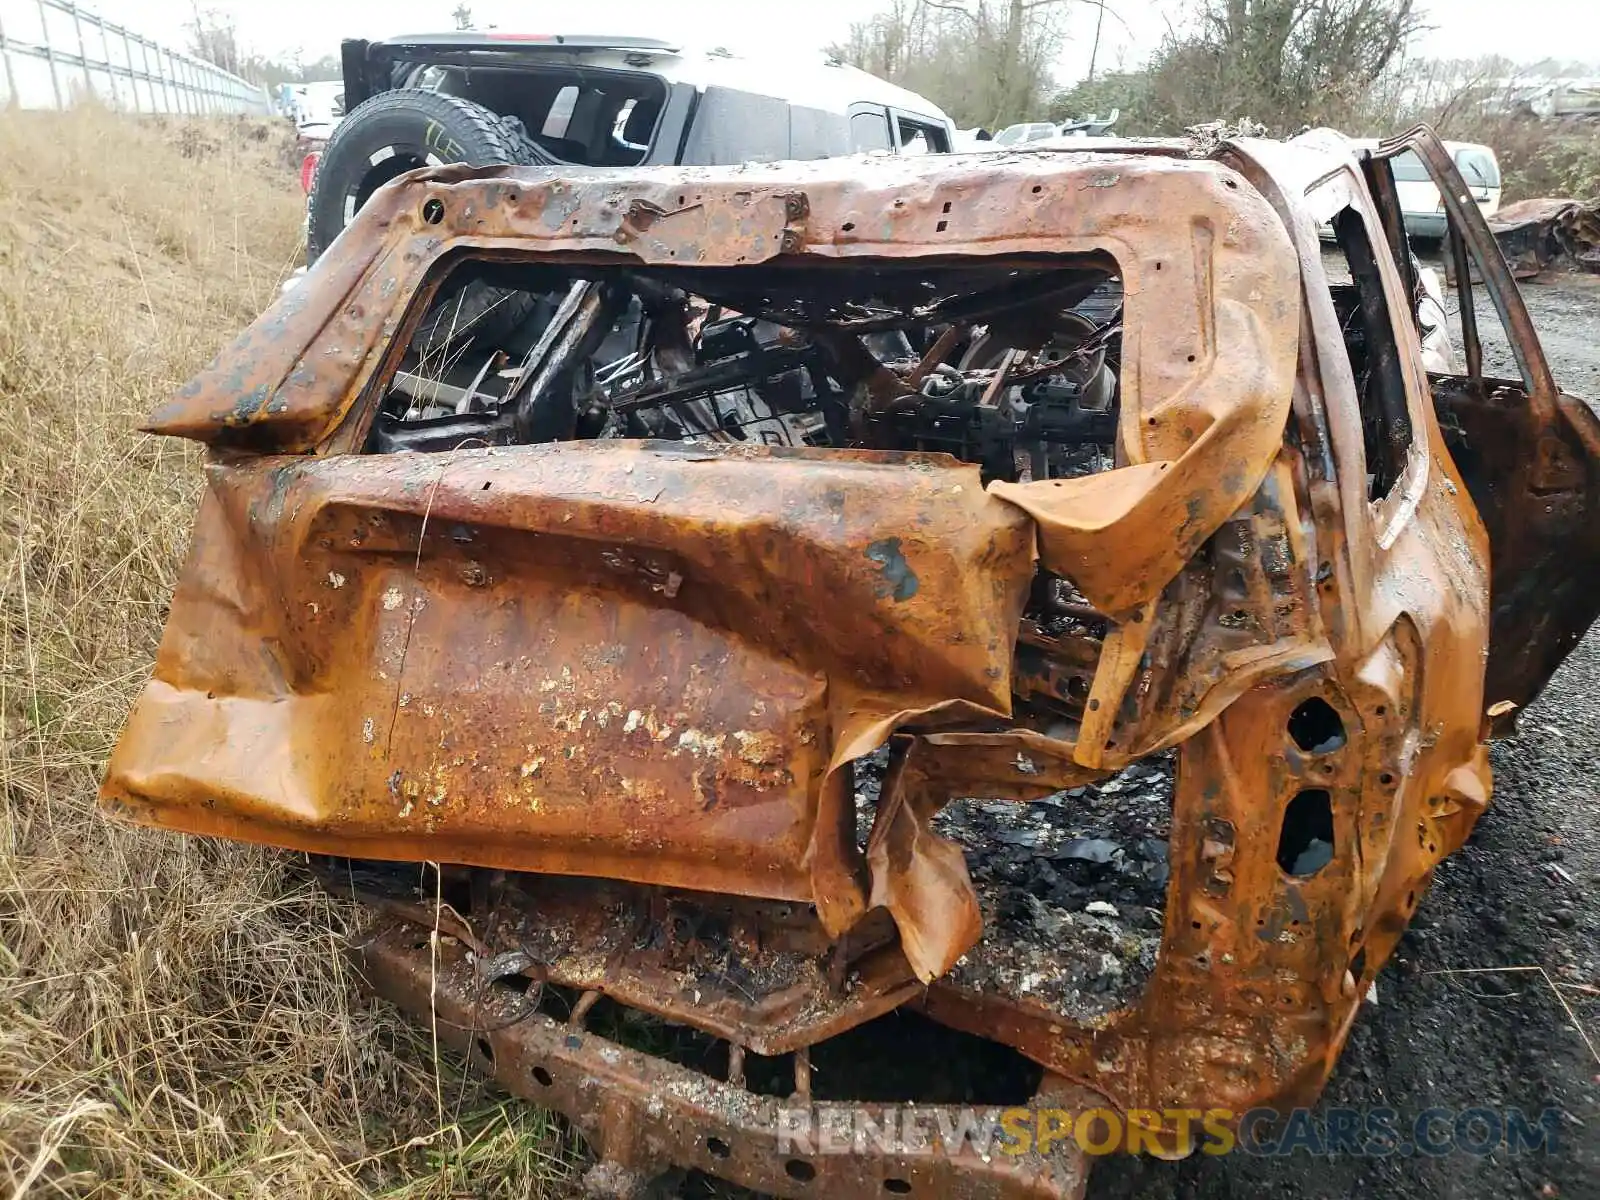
[0,106,576,1199]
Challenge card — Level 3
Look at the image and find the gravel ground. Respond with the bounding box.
[1093,273,1600,1199]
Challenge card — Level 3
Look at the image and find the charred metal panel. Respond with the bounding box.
[99,134,1580,1174]
[105,442,1034,933]
[1485,198,1600,279]
[1432,379,1600,719]
[355,919,1094,1199]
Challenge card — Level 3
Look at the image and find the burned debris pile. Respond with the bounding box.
[937,764,1170,1023]
[1486,197,1600,279]
[854,749,1170,1022]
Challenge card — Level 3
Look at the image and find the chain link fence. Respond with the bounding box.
[0,0,271,115]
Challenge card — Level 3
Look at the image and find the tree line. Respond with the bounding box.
[830,0,1592,137]
[829,0,1600,199]
[185,6,340,86]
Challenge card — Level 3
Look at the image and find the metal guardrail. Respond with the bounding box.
[0,0,270,115]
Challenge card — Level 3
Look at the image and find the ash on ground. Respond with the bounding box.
[855,750,1173,1023]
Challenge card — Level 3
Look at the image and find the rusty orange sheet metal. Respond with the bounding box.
[146,152,1301,620]
[101,143,1519,1132]
[105,443,1034,938]
[112,151,1307,972]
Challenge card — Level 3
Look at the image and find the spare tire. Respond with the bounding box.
[307,89,549,349]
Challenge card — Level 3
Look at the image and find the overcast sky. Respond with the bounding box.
[104,0,1599,85]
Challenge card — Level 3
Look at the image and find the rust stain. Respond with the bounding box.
[101,131,1600,1186]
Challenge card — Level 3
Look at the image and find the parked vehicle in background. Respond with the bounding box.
[288,80,345,195]
[306,32,955,254]
[1349,137,1502,242]
[993,111,1118,148]
[1529,78,1600,119]
[1056,109,1118,137]
[290,80,345,143]
[993,120,1058,146]
[1487,77,1600,120]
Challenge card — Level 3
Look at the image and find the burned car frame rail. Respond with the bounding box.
[356,917,1095,1198]
[102,133,1600,1188]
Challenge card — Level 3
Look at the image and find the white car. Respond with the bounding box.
[291,80,345,143]
[1349,138,1503,242]
[993,121,1058,147]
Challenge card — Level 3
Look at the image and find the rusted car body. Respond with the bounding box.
[1485,196,1600,279]
[103,126,1600,1197]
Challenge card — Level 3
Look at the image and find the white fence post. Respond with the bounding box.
[0,9,17,106]
[0,0,270,115]
[118,25,133,109]
[71,0,90,102]
[36,0,62,106]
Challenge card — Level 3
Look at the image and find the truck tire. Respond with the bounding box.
[307,89,550,350]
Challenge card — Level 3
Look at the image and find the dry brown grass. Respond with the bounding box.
[0,106,577,1198]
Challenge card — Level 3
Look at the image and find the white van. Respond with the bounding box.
[1349,138,1503,242]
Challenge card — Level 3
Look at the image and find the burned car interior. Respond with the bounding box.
[370,255,1125,475]
[102,135,1600,1198]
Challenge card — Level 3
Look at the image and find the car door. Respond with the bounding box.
[1365,128,1600,727]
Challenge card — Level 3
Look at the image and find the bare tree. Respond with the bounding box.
[830,0,920,80]
[186,5,241,75]
[1147,0,1425,132]
[452,4,474,31]
[830,0,1079,128]
[926,0,1075,126]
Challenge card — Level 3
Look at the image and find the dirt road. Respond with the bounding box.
[1095,275,1600,1199]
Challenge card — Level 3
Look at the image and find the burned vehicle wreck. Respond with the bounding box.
[103,129,1600,1197]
